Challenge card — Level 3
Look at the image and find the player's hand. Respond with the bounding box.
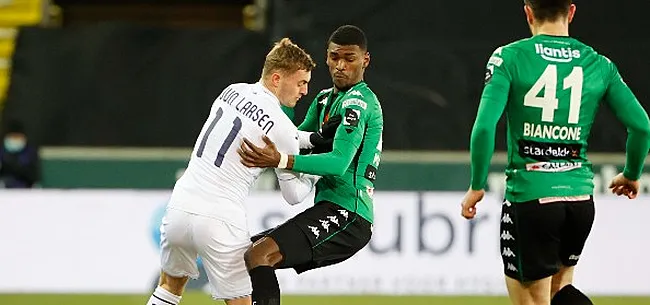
[608,173,639,199]
[461,189,485,219]
[238,136,281,168]
[310,115,342,154]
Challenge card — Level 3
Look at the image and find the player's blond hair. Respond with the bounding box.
[261,38,316,78]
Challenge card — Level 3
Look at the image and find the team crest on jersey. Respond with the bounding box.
[343,108,360,127]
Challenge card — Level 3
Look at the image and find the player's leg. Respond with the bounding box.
[191,215,254,305]
[551,197,595,305]
[505,276,552,305]
[500,199,565,305]
[146,208,200,305]
[244,208,315,305]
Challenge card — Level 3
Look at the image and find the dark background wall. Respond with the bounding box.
[2,0,647,151]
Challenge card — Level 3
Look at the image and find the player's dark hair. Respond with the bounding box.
[524,0,572,22]
[327,25,367,51]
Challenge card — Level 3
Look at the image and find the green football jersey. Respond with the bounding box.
[471,34,650,202]
[293,81,383,223]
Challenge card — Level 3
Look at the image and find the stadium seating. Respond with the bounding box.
[0,0,44,108]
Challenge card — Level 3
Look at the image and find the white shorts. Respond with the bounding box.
[160,207,252,300]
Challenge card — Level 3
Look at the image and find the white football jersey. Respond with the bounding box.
[168,82,301,230]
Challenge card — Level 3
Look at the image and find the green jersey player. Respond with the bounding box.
[461,1,650,305]
[238,25,382,305]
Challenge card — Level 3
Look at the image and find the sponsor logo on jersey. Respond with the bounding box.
[343,108,360,127]
[535,43,581,63]
[526,161,583,172]
[342,98,367,110]
[488,56,503,67]
[518,140,582,161]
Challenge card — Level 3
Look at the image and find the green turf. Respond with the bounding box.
[0,293,649,305]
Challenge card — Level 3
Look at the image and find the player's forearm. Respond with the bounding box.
[275,169,319,205]
[288,140,356,176]
[470,123,496,190]
[607,88,650,180]
[622,107,650,180]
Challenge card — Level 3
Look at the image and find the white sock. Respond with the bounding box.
[146,286,182,305]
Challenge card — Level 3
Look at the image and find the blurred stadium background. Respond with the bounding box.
[0,0,649,304]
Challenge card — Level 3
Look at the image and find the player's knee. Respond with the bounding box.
[244,237,281,270]
[244,244,270,269]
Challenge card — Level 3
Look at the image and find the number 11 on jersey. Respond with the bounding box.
[524,64,583,124]
[196,107,242,167]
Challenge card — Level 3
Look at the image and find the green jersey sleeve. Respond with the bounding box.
[293,100,367,176]
[470,47,513,190]
[298,95,322,132]
[603,58,650,180]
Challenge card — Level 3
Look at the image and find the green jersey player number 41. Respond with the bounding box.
[461,1,650,305]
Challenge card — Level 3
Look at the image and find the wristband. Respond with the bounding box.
[278,152,289,169]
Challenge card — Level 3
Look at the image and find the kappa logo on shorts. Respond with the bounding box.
[507,263,518,272]
[502,247,516,258]
[308,225,320,239]
[327,215,339,226]
[503,200,511,207]
[569,255,580,261]
[501,213,513,224]
[319,219,331,232]
[338,209,349,220]
[500,230,515,241]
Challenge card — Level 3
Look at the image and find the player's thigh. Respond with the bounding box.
[192,217,252,300]
[501,199,565,282]
[160,208,200,279]
[559,197,595,267]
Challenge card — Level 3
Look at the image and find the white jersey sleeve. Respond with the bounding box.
[266,112,319,205]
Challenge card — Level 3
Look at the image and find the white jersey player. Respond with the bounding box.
[145,38,318,305]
